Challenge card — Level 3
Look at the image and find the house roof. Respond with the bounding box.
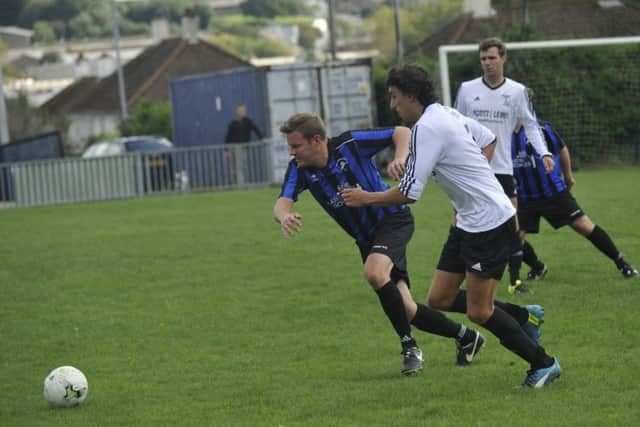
[417,0,640,57]
[9,54,40,72]
[42,37,252,115]
[0,26,34,38]
[41,76,99,114]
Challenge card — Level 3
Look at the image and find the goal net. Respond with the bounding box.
[438,37,640,167]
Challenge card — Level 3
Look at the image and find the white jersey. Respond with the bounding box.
[454,77,550,175]
[399,103,515,233]
[461,114,496,150]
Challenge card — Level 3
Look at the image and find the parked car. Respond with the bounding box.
[82,136,175,192]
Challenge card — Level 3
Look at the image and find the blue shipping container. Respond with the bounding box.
[170,67,270,148]
[0,130,63,163]
[0,131,64,201]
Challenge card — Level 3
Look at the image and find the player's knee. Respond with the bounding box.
[466,306,493,324]
[427,292,452,310]
[572,216,594,236]
[363,268,388,289]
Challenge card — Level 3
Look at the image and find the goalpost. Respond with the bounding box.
[438,36,640,166]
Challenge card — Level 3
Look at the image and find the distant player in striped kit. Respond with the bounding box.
[342,64,561,387]
[273,113,486,376]
[513,118,639,280]
[454,37,554,295]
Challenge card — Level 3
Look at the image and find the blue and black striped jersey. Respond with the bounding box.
[279,128,406,244]
[512,121,567,201]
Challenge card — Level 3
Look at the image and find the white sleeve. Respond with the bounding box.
[516,88,550,157]
[399,124,443,201]
[464,116,495,149]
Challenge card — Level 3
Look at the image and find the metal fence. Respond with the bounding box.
[0,142,273,209]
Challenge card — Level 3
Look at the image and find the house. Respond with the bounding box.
[8,54,40,74]
[417,0,640,56]
[0,26,33,49]
[42,36,252,154]
[207,0,246,16]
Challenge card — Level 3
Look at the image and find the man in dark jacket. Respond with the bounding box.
[224,104,265,184]
[225,103,264,144]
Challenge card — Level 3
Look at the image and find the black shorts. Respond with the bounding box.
[358,208,413,287]
[495,174,516,198]
[436,217,515,280]
[518,190,585,233]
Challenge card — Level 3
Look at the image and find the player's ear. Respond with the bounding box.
[311,134,323,145]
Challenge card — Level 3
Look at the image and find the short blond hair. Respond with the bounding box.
[279,113,327,140]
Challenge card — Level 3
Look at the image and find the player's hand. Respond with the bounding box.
[565,175,576,190]
[387,158,406,181]
[341,187,369,207]
[280,212,302,238]
[542,156,555,173]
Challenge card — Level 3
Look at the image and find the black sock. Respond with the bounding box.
[448,290,528,326]
[587,225,625,269]
[410,304,463,339]
[509,237,523,284]
[481,307,553,369]
[522,240,544,271]
[376,281,416,348]
[449,290,468,314]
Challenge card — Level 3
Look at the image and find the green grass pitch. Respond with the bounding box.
[1,167,639,426]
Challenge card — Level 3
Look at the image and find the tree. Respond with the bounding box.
[366,0,462,66]
[126,100,172,141]
[211,33,293,59]
[40,51,62,63]
[8,93,69,142]
[241,0,309,18]
[33,21,56,43]
[297,21,322,51]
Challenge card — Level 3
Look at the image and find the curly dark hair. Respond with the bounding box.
[386,64,438,107]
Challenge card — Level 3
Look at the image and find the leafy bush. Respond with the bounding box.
[125,100,173,141]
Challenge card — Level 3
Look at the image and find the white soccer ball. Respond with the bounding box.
[43,366,89,407]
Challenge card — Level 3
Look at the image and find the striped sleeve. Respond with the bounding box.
[279,159,306,201]
[542,122,566,154]
[347,128,396,158]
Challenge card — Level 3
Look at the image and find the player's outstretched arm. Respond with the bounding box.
[387,126,411,180]
[341,186,413,207]
[273,197,303,238]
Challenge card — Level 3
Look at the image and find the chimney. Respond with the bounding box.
[464,0,496,18]
[151,13,170,41]
[181,8,198,44]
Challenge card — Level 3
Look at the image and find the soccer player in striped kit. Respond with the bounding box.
[513,118,639,280]
[342,64,561,387]
[273,113,486,375]
[454,37,554,295]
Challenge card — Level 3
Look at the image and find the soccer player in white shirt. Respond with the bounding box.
[454,37,554,295]
[342,64,561,387]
